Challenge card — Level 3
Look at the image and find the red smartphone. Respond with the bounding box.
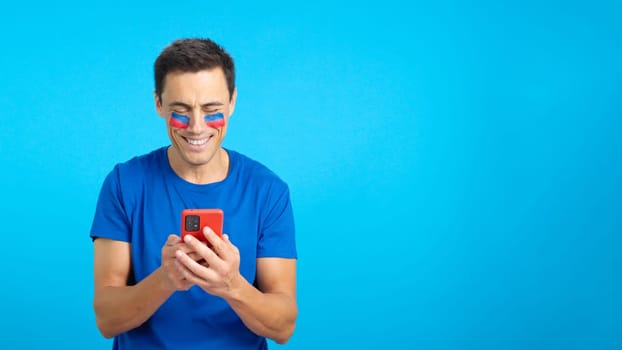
[181,209,224,247]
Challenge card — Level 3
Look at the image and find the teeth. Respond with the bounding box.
[187,138,208,145]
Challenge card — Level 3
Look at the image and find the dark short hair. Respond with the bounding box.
[154,38,235,101]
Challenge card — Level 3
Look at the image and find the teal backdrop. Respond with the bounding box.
[0,1,620,349]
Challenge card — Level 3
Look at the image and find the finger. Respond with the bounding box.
[183,235,220,265]
[187,252,208,265]
[222,234,232,248]
[177,242,198,254]
[176,260,203,287]
[174,261,195,289]
[183,234,210,254]
[175,249,220,282]
[166,234,180,245]
[163,235,182,256]
[180,272,203,289]
[222,233,236,249]
[165,237,199,258]
[162,239,178,260]
[202,227,228,258]
[183,234,226,269]
[217,233,238,261]
[187,252,201,260]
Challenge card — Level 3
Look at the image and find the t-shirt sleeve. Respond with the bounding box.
[90,165,132,242]
[257,183,297,259]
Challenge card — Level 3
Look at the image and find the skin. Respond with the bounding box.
[93,68,298,344]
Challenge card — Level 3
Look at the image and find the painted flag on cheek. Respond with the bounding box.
[204,113,225,128]
[170,112,190,129]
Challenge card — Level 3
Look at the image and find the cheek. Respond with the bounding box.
[219,116,231,135]
[206,120,225,128]
[170,120,189,129]
[170,113,190,129]
[166,122,183,143]
[167,126,177,142]
[218,123,229,138]
[204,113,225,128]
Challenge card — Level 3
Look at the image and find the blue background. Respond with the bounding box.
[0,1,620,349]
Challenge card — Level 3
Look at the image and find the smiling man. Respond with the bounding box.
[90,38,297,350]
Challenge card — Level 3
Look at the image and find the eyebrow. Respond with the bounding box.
[169,101,224,109]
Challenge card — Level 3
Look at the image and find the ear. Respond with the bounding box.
[154,91,164,118]
[228,88,238,117]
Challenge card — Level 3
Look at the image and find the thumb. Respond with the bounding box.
[166,234,181,244]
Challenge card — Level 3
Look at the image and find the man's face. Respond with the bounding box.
[155,68,236,169]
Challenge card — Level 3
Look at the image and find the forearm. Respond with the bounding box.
[93,267,174,338]
[225,277,298,344]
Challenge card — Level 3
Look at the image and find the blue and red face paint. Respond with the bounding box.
[203,113,225,128]
[169,112,225,129]
[169,112,190,128]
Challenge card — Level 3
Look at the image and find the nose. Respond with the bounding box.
[186,112,205,133]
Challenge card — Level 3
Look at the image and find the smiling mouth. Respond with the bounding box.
[183,135,213,146]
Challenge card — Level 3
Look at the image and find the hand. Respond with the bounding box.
[175,227,242,297]
[160,234,199,291]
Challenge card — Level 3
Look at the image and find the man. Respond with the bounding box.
[90,38,297,350]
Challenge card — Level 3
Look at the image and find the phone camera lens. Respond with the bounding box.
[185,215,200,232]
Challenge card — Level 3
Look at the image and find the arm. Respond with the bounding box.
[228,257,298,344]
[176,230,298,344]
[93,236,194,338]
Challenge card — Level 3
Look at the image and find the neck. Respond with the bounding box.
[167,147,229,185]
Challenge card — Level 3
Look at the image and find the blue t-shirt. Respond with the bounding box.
[90,147,296,350]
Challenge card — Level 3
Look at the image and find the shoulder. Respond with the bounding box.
[228,149,289,191]
[115,147,165,175]
[103,147,166,196]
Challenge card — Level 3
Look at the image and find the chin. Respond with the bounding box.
[187,149,220,166]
